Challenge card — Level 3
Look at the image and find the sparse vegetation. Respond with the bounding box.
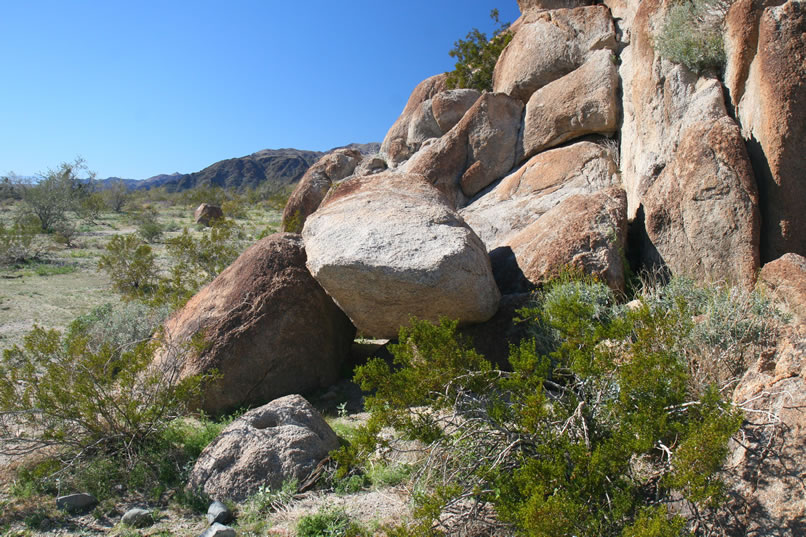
[655,0,732,74]
[445,9,513,91]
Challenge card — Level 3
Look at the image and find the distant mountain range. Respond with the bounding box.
[97,142,380,192]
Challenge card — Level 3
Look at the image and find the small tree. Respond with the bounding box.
[445,9,513,91]
[102,180,130,213]
[98,234,159,298]
[19,158,95,232]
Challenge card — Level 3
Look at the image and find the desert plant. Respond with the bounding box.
[98,234,159,298]
[0,216,45,265]
[134,207,165,243]
[297,506,368,537]
[347,277,748,536]
[102,180,130,213]
[165,218,245,286]
[445,9,513,91]
[18,158,95,232]
[655,0,731,73]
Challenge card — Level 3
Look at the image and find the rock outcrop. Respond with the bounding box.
[281,148,363,233]
[406,92,523,206]
[494,5,617,103]
[640,118,760,286]
[188,395,338,502]
[518,49,619,163]
[461,141,619,250]
[760,253,806,323]
[155,233,354,415]
[302,172,500,339]
[380,74,448,166]
[725,0,806,261]
[507,187,628,291]
[194,204,224,226]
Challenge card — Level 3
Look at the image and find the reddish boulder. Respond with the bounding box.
[194,204,224,226]
[760,253,806,323]
[155,233,355,415]
[281,148,363,233]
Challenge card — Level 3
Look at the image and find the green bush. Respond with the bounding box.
[0,216,44,265]
[348,277,750,536]
[296,507,368,537]
[655,0,729,73]
[98,234,159,298]
[135,207,165,243]
[445,9,513,91]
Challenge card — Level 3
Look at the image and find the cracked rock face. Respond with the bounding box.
[188,395,338,502]
[154,233,355,416]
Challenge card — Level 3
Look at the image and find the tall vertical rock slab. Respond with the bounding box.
[641,119,760,286]
[725,0,806,261]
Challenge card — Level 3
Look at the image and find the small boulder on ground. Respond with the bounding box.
[302,172,501,339]
[200,523,236,537]
[207,501,233,525]
[154,233,355,415]
[194,204,224,226]
[56,493,97,513]
[187,395,338,502]
[121,508,153,528]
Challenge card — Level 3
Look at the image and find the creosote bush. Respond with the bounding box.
[445,9,513,91]
[339,276,774,536]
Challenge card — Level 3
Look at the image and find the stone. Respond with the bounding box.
[494,6,617,103]
[406,100,442,151]
[406,92,523,206]
[618,0,729,218]
[56,493,97,513]
[726,330,806,535]
[121,508,153,528]
[760,253,806,323]
[380,74,448,166]
[507,187,629,291]
[282,148,363,233]
[640,118,760,287]
[206,500,234,525]
[431,89,481,133]
[200,523,237,537]
[725,0,806,261]
[194,204,224,226]
[154,233,354,415]
[354,154,388,176]
[461,141,619,250]
[302,172,501,339]
[187,395,338,502]
[517,0,595,12]
[518,49,619,163]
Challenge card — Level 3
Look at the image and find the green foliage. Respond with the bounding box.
[18,158,95,232]
[98,234,159,298]
[0,325,206,461]
[445,9,513,91]
[655,0,729,74]
[134,207,165,243]
[296,507,368,537]
[102,180,129,213]
[350,277,750,536]
[0,216,44,265]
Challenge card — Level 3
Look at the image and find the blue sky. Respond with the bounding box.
[1,1,520,179]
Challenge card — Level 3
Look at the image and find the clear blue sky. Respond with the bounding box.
[1,1,520,179]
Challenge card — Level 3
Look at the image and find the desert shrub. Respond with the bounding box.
[67,301,173,355]
[51,219,79,248]
[655,0,731,73]
[445,9,513,91]
[347,277,748,536]
[134,207,164,243]
[221,198,248,220]
[0,216,45,265]
[102,180,129,213]
[297,506,368,537]
[163,218,246,290]
[98,234,159,298]
[18,158,95,232]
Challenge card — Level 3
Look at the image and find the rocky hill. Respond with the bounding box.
[97,143,380,192]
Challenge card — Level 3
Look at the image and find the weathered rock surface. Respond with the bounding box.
[302,172,500,339]
[518,49,619,163]
[517,0,595,12]
[194,204,224,226]
[354,154,388,177]
[282,148,363,233]
[431,89,481,133]
[56,493,98,513]
[725,0,806,261]
[188,395,338,502]
[727,330,806,536]
[619,0,729,218]
[200,523,236,537]
[156,233,354,415]
[380,74,448,166]
[640,118,760,286]
[461,141,619,250]
[760,253,806,323]
[494,6,617,103]
[406,92,523,206]
[206,501,233,525]
[507,187,628,291]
